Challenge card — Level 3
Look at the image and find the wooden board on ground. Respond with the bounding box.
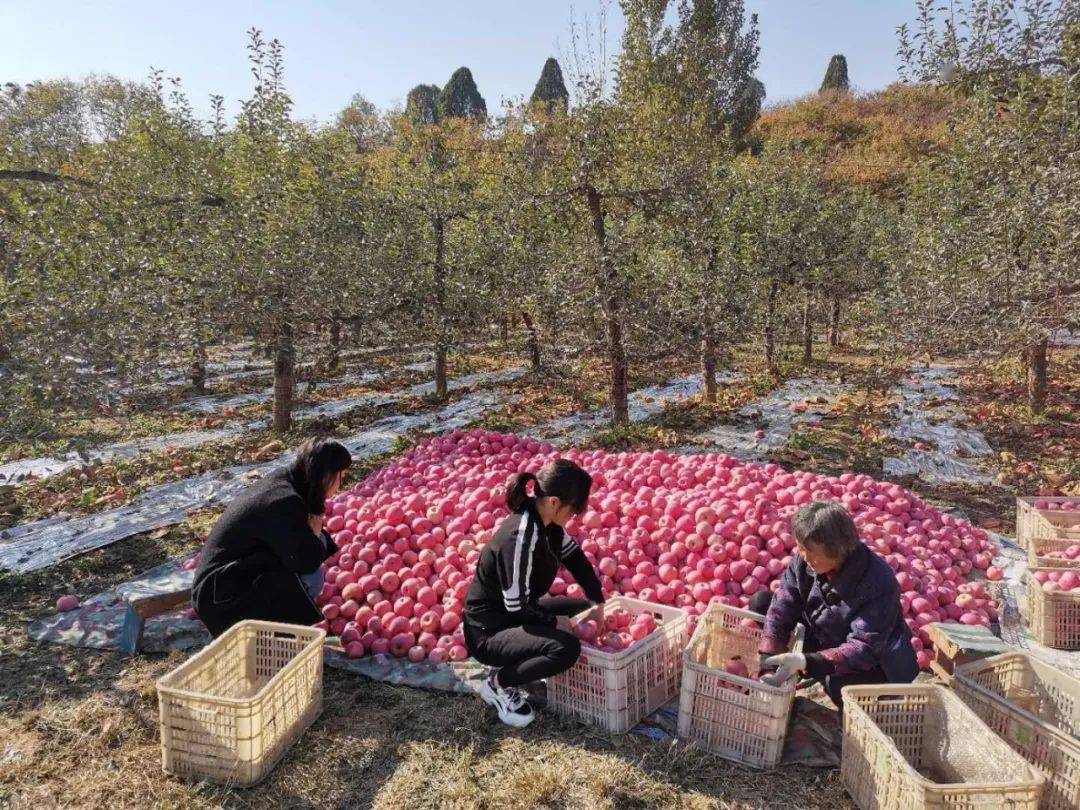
[927,622,1010,681]
[118,588,192,655]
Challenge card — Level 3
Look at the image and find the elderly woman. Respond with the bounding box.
[752,501,918,712]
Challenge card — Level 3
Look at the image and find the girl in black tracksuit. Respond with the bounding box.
[465,459,604,727]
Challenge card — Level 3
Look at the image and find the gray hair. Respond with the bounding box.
[791,501,860,561]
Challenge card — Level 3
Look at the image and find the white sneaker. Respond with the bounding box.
[479,671,535,728]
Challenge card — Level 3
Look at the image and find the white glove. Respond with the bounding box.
[764,652,806,673]
[760,666,796,687]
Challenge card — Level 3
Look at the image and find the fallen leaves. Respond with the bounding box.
[91,488,128,507]
[253,440,285,461]
[960,354,1079,496]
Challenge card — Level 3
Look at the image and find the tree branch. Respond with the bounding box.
[0,169,95,188]
[601,186,667,203]
[0,169,225,208]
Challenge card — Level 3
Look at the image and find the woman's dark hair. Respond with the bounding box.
[506,459,592,515]
[792,501,860,560]
[289,437,352,514]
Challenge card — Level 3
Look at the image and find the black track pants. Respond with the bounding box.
[464,597,592,687]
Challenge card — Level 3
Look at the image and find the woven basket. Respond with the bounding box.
[157,621,325,787]
[954,652,1080,810]
[1017,497,1080,550]
[546,596,688,733]
[1029,534,1080,569]
[1025,568,1080,650]
[676,603,803,769]
[841,684,1044,809]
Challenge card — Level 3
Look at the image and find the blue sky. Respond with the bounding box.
[1,1,919,123]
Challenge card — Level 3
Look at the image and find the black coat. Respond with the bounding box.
[192,467,335,637]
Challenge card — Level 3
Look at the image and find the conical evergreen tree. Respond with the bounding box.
[406,84,441,124]
[437,67,487,120]
[820,54,850,92]
[530,57,569,112]
[731,76,766,137]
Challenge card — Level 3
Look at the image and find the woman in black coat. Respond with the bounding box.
[192,438,352,637]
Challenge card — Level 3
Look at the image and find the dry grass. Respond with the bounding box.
[0,656,854,809]
[0,410,211,466]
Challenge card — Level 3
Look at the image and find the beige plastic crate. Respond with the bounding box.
[954,652,1080,810]
[546,596,688,733]
[676,603,804,769]
[1025,568,1080,650]
[1029,534,1080,569]
[841,684,1044,809]
[157,620,325,787]
[1031,510,1080,545]
[1017,497,1080,549]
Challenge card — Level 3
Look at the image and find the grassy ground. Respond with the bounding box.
[1,340,1077,808]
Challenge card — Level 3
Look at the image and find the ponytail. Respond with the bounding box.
[505,459,592,515]
[506,472,543,512]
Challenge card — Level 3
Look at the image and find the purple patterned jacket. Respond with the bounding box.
[759,543,918,680]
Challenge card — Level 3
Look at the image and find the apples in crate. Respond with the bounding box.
[572,606,659,652]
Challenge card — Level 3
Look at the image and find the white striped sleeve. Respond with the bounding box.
[559,527,581,561]
[522,517,537,607]
[502,514,537,612]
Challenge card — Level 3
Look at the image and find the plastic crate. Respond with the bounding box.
[1029,534,1080,569]
[546,596,688,733]
[1017,497,1080,549]
[954,652,1080,810]
[1025,568,1080,650]
[841,684,1044,809]
[676,603,804,769]
[157,621,325,787]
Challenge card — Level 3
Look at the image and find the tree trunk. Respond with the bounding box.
[802,287,813,365]
[1025,338,1048,415]
[543,306,558,338]
[583,309,601,350]
[500,315,509,347]
[521,309,542,372]
[587,187,628,425]
[326,318,342,375]
[764,279,779,376]
[827,294,841,347]
[701,329,718,403]
[272,323,295,434]
[189,341,207,394]
[434,344,448,399]
[433,216,449,399]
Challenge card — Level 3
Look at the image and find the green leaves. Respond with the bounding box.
[1,5,1073,438]
[0,29,380,435]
